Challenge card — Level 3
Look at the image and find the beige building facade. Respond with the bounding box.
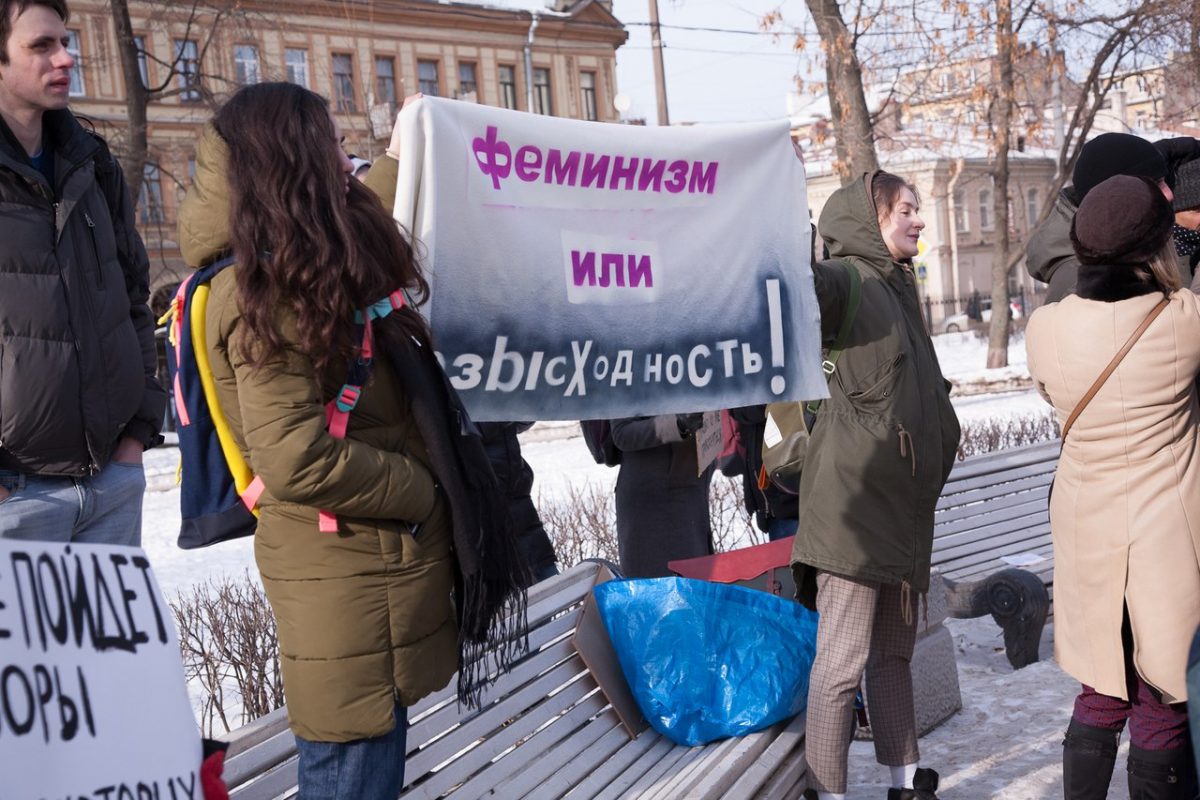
[60,0,627,306]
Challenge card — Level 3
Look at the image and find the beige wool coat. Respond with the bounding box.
[1026,289,1200,703]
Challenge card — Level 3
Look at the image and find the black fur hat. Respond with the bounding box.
[1072,133,1167,201]
[1172,158,1200,212]
[1071,175,1174,265]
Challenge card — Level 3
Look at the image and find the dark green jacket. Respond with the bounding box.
[0,110,164,474]
[791,173,961,603]
[1027,187,1191,302]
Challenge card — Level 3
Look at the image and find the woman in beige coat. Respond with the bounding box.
[1026,175,1200,799]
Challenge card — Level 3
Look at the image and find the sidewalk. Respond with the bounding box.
[848,618,1129,800]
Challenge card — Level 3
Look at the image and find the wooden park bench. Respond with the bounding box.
[218,560,812,800]
[931,439,1059,669]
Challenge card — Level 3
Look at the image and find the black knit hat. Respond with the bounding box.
[1072,133,1167,201]
[1071,175,1174,265]
[1172,158,1200,212]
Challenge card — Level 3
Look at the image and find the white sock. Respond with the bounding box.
[891,762,918,789]
[818,793,846,800]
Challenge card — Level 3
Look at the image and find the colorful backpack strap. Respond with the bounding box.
[317,287,405,533]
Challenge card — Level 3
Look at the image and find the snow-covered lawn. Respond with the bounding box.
[139,330,1086,798]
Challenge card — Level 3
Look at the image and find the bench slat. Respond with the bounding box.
[720,713,807,800]
[403,673,601,799]
[406,646,589,780]
[562,730,666,798]
[444,688,611,800]
[406,606,583,753]
[403,562,599,723]
[229,756,297,800]
[488,710,626,798]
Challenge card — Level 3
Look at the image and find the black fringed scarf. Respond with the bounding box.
[381,332,530,708]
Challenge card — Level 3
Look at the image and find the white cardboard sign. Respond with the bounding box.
[0,539,201,799]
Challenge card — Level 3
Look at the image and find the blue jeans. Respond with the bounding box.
[766,517,798,541]
[0,461,145,545]
[295,703,407,800]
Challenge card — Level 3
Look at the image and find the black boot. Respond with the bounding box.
[1127,744,1200,799]
[1063,719,1120,799]
[886,767,940,799]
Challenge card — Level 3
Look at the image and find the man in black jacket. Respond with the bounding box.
[0,0,164,544]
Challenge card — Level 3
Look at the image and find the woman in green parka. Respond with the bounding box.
[794,172,961,800]
[177,84,463,799]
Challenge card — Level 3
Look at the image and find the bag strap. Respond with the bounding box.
[1061,296,1169,441]
[805,261,862,415]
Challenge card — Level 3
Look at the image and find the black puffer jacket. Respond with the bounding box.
[0,110,164,475]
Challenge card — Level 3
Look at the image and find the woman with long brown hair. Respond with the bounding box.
[177,82,525,799]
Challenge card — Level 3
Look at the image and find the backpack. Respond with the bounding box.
[162,257,398,548]
[161,256,259,549]
[760,261,862,494]
[581,419,620,467]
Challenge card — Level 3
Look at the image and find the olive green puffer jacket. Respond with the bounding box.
[177,126,457,742]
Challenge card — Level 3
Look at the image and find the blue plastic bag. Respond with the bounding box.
[594,576,819,747]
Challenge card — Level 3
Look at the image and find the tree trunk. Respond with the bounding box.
[805,0,880,180]
[111,0,148,203]
[987,0,1015,369]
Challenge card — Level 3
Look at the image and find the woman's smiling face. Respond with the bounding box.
[879,187,924,261]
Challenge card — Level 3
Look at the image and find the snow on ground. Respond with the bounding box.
[138,330,1087,797]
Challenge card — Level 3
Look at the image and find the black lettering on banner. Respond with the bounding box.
[0,663,96,743]
[132,556,168,644]
[10,551,40,648]
[63,547,100,648]
[1,663,35,736]
[36,553,68,646]
[91,553,133,652]
[109,555,149,648]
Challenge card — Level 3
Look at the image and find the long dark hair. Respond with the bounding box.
[213,82,430,375]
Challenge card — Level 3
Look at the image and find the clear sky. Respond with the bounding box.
[607,0,813,125]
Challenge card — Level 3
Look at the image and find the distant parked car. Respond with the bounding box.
[938,297,1022,333]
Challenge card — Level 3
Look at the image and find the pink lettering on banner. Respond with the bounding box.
[570,251,655,289]
[472,126,512,190]
[471,126,719,195]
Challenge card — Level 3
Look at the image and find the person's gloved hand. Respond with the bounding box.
[201,738,230,800]
[676,412,704,438]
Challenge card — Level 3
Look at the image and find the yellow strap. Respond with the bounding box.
[189,283,259,517]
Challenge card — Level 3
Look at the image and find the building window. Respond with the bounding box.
[580,71,598,121]
[979,188,993,231]
[533,67,552,115]
[458,62,477,99]
[417,60,440,96]
[133,35,148,89]
[66,30,83,96]
[285,48,309,88]
[175,39,200,102]
[498,64,517,109]
[374,56,396,108]
[953,190,968,232]
[234,45,260,86]
[1026,188,1039,227]
[139,163,165,224]
[332,53,356,112]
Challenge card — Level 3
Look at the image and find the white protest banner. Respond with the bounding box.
[0,539,201,799]
[393,97,826,421]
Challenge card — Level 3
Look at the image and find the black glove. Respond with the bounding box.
[676,412,704,438]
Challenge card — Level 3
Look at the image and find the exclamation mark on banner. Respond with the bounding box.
[766,279,786,395]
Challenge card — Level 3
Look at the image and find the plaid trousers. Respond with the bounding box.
[805,571,920,794]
